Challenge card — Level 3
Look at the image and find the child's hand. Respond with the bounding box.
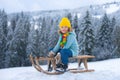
[48,51,54,57]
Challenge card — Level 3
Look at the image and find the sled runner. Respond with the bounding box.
[29,54,95,75]
[29,55,64,75]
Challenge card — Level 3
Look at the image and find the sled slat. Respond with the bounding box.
[69,55,95,59]
[38,57,55,60]
[70,69,95,73]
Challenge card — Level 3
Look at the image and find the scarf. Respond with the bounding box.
[60,32,69,48]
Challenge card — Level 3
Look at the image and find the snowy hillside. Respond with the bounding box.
[33,2,120,18]
[8,2,120,20]
[0,58,120,80]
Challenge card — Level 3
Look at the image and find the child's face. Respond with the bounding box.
[60,26,69,34]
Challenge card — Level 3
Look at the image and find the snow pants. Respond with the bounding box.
[50,49,73,65]
[59,49,73,65]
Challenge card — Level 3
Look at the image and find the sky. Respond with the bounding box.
[0,0,120,13]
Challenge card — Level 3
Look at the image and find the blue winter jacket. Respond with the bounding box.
[52,31,79,56]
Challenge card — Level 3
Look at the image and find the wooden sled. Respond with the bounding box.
[29,54,95,75]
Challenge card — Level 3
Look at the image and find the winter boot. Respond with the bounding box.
[62,64,68,72]
[56,63,63,68]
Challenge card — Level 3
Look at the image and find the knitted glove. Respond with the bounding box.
[48,51,55,57]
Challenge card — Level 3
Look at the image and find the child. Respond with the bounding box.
[48,17,79,71]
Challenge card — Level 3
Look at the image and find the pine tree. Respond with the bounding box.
[73,14,79,40]
[4,14,21,68]
[110,17,120,57]
[0,10,8,68]
[111,17,116,30]
[10,14,19,31]
[6,12,31,67]
[109,17,116,52]
[32,28,42,57]
[114,26,120,57]
[39,17,48,56]
[47,19,54,51]
[66,13,72,26]
[80,11,94,55]
[95,13,114,60]
[96,13,110,48]
[48,18,59,51]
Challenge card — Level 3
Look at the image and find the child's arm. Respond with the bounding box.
[52,36,61,53]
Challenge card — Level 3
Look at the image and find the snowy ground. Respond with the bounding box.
[0,58,120,80]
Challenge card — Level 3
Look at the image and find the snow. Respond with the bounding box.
[93,15,102,19]
[33,15,40,20]
[105,4,120,14]
[34,24,38,30]
[7,21,11,26]
[0,58,120,80]
[77,13,81,18]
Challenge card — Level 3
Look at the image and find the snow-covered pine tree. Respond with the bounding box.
[7,12,30,67]
[44,17,54,55]
[38,17,48,56]
[109,17,116,55]
[95,13,114,60]
[79,11,94,55]
[113,26,120,57]
[111,17,116,30]
[0,10,8,68]
[48,19,54,49]
[73,14,79,40]
[26,18,34,55]
[96,13,110,48]
[33,17,48,57]
[48,18,59,51]
[26,22,35,56]
[32,28,42,57]
[10,14,19,31]
[4,14,20,68]
[66,12,72,26]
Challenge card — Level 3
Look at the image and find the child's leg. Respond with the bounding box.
[60,49,72,65]
[55,53,61,64]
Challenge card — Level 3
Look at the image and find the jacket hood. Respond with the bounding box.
[69,30,77,37]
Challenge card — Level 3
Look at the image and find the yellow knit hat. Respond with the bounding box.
[59,17,71,29]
